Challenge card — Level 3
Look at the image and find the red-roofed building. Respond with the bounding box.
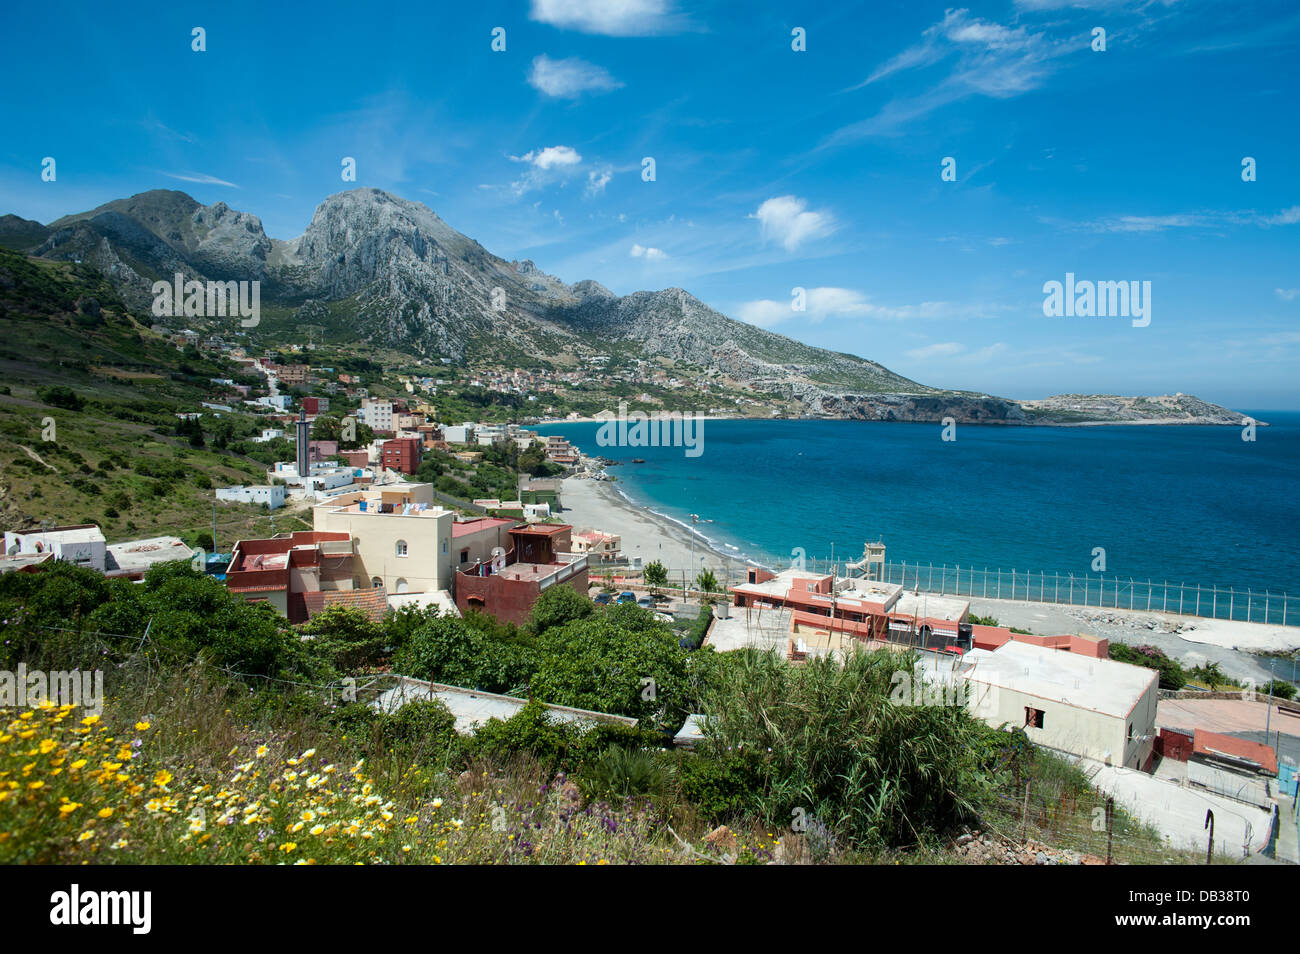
[730,564,1103,658]
[452,517,518,571]
[225,531,369,624]
[1188,729,1278,808]
[455,524,588,625]
[302,587,389,624]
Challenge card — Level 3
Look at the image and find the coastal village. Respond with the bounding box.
[3,337,1297,864]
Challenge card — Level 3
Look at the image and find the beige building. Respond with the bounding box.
[571,529,622,564]
[312,483,454,595]
[960,640,1159,770]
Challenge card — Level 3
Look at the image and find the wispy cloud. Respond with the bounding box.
[527,55,623,98]
[162,171,238,188]
[750,195,836,251]
[1059,205,1300,233]
[1276,288,1300,301]
[585,168,613,197]
[832,8,1079,142]
[736,287,965,328]
[529,0,689,36]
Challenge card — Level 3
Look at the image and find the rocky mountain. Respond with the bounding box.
[1018,393,1259,425]
[1,187,1251,425]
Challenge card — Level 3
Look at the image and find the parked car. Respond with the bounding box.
[616,591,637,604]
[636,596,654,609]
[593,592,613,605]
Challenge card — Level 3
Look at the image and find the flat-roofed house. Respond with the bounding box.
[4,525,106,571]
[312,483,453,595]
[225,530,360,624]
[455,524,588,625]
[960,640,1159,770]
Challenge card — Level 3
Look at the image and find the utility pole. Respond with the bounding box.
[211,499,219,556]
[689,513,699,600]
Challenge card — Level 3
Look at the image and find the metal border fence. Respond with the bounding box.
[635,557,1296,627]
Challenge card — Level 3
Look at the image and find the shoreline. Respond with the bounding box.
[558,475,758,581]
[556,475,1300,681]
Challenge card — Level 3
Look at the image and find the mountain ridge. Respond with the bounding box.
[0,187,1253,425]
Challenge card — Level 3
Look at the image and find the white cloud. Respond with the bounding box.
[513,145,583,170]
[507,145,584,195]
[1276,288,1300,301]
[529,0,685,36]
[750,195,836,252]
[736,287,958,327]
[527,55,623,98]
[630,243,667,260]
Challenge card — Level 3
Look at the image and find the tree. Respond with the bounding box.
[311,414,373,449]
[644,560,667,596]
[301,606,388,672]
[695,567,720,601]
[529,584,593,634]
[1190,661,1226,690]
[392,615,534,694]
[531,609,687,728]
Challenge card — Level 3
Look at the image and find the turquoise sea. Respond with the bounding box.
[538,412,1300,602]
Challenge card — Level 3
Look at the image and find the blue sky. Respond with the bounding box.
[2,0,1297,408]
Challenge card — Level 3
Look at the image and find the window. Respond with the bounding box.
[395,539,408,557]
[1024,707,1045,729]
[460,549,470,564]
[395,578,408,594]
[1127,723,1133,742]
[442,539,448,554]
[371,577,383,589]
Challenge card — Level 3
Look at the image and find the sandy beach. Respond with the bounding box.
[558,476,750,584]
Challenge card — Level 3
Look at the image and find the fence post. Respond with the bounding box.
[1021,780,1031,843]
[1105,796,1115,866]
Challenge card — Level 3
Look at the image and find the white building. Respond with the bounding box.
[254,428,286,443]
[442,424,474,444]
[960,640,1158,770]
[357,398,395,433]
[522,502,552,522]
[216,485,287,510]
[3,525,106,571]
